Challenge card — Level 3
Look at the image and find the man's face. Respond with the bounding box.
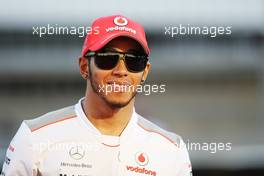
[83,37,150,108]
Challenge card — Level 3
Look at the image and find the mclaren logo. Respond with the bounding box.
[69,146,85,160]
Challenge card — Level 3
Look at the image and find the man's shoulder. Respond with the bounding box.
[136,114,182,148]
[24,105,77,132]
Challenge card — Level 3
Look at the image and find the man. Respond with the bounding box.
[1,15,192,176]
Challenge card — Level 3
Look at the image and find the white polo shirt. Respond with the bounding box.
[1,98,192,176]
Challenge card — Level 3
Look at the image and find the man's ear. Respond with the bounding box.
[141,62,151,83]
[79,57,89,79]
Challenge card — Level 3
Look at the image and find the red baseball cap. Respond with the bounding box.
[82,15,150,56]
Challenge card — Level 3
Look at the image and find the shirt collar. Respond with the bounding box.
[75,97,138,140]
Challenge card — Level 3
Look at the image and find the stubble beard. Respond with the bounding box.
[88,69,137,109]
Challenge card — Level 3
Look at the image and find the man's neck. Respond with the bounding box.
[82,95,134,136]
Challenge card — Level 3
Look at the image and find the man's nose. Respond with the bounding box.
[112,60,128,77]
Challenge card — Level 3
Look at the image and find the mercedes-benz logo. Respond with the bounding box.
[69,146,85,160]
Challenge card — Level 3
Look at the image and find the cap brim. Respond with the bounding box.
[87,32,150,56]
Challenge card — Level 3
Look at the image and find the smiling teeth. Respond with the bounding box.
[107,82,130,86]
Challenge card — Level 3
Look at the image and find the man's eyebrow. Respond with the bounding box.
[102,47,144,55]
[127,49,142,54]
[102,47,119,52]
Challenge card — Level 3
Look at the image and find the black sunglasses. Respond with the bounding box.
[85,51,148,73]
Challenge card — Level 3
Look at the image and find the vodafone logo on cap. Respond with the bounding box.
[105,16,136,34]
[114,17,128,26]
[135,152,149,166]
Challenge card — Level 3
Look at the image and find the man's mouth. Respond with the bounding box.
[105,80,132,93]
[107,80,131,86]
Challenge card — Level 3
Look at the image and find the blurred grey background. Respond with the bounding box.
[0,0,264,175]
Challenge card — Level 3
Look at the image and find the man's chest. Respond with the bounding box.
[35,140,179,176]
